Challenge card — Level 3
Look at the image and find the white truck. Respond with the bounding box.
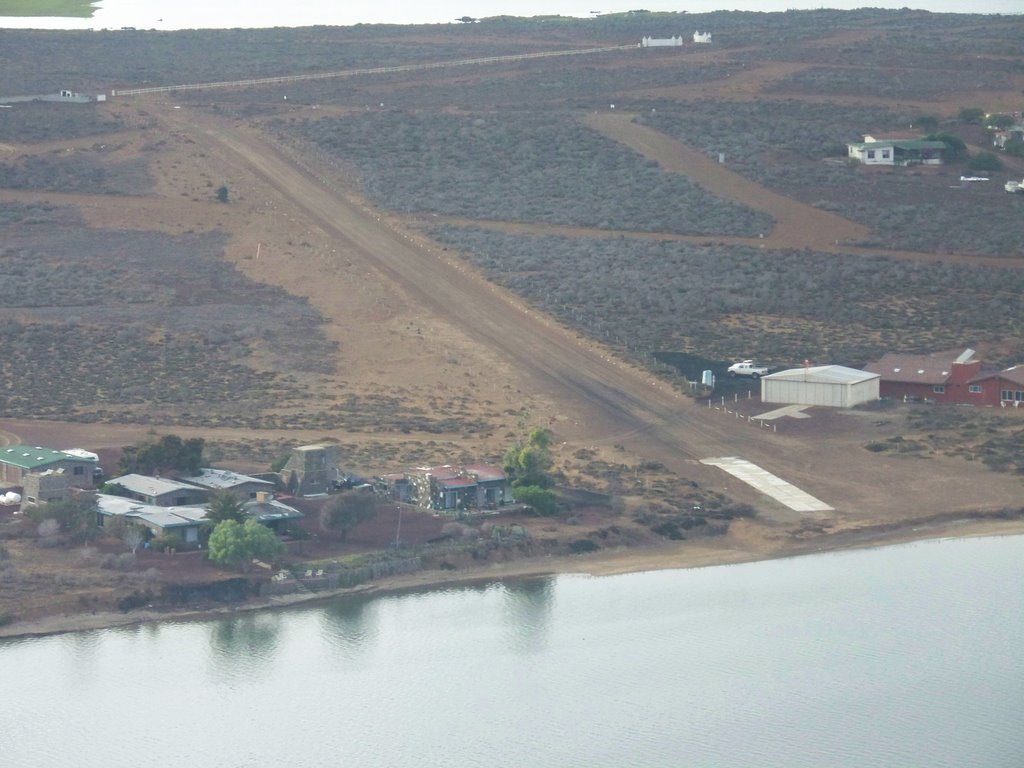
[727,360,769,379]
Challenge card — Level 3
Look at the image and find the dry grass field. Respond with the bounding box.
[1,10,1023,631]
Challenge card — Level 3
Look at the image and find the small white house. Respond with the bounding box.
[761,365,880,408]
[693,30,712,43]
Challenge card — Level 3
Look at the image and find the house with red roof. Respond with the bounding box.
[864,348,982,404]
[965,365,1024,408]
[402,464,509,513]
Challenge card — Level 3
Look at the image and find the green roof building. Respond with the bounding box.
[0,445,98,488]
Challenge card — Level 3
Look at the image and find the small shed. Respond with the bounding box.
[761,365,879,408]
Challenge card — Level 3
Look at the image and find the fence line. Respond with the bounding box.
[110,44,636,97]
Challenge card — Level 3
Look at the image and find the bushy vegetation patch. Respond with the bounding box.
[0,214,342,424]
[285,111,772,236]
[0,152,152,195]
[766,66,1010,100]
[431,226,1024,366]
[0,101,125,143]
[870,406,1024,475]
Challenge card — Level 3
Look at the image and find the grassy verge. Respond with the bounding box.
[0,0,97,18]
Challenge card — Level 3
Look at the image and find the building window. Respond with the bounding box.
[1001,390,1024,401]
[867,150,876,159]
[968,385,982,393]
[881,150,890,159]
[73,466,84,475]
[932,385,945,394]
[175,496,187,505]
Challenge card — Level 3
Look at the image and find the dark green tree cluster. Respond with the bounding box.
[204,491,247,527]
[926,133,967,162]
[25,492,100,544]
[503,428,558,516]
[320,491,377,541]
[207,519,282,571]
[118,434,204,476]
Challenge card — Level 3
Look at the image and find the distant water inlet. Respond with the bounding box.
[2,0,1021,30]
[2,535,1024,767]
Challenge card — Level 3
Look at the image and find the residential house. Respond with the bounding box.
[97,489,303,547]
[993,125,1024,149]
[105,474,210,507]
[464,464,512,508]
[406,464,508,512]
[20,468,74,506]
[242,491,304,532]
[282,443,342,497]
[96,494,208,548]
[847,134,946,166]
[177,468,275,500]
[864,348,982,404]
[376,472,414,503]
[0,445,98,488]
[965,365,1024,408]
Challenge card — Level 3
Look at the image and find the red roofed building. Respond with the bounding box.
[864,348,982,404]
[966,365,1024,408]
[405,464,509,512]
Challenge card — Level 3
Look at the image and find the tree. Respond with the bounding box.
[958,107,985,124]
[927,133,967,162]
[912,115,938,133]
[320,491,377,540]
[207,519,282,570]
[967,152,1002,172]
[118,434,204,476]
[503,428,559,515]
[512,485,558,516]
[27,492,99,544]
[987,113,1015,129]
[503,428,555,489]
[122,526,146,556]
[204,491,247,526]
[215,184,229,203]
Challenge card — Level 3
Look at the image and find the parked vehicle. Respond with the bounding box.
[727,360,769,378]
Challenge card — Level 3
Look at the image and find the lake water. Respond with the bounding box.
[1,0,1020,30]
[3,534,1023,767]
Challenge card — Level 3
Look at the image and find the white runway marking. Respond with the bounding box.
[701,456,833,512]
[756,404,811,420]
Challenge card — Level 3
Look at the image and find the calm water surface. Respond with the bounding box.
[2,0,1020,29]
[3,535,1024,767]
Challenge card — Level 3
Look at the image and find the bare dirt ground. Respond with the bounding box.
[3,23,1024,635]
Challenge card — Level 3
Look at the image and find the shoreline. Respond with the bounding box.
[4,514,1024,641]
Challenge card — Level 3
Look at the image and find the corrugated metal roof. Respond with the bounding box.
[96,494,207,529]
[463,464,506,483]
[243,498,304,522]
[107,473,203,497]
[0,445,84,470]
[763,365,879,384]
[179,468,273,491]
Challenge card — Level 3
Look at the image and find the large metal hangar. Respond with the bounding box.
[760,365,880,408]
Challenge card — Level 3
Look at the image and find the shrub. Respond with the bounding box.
[150,533,182,553]
[967,152,1002,172]
[568,538,599,554]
